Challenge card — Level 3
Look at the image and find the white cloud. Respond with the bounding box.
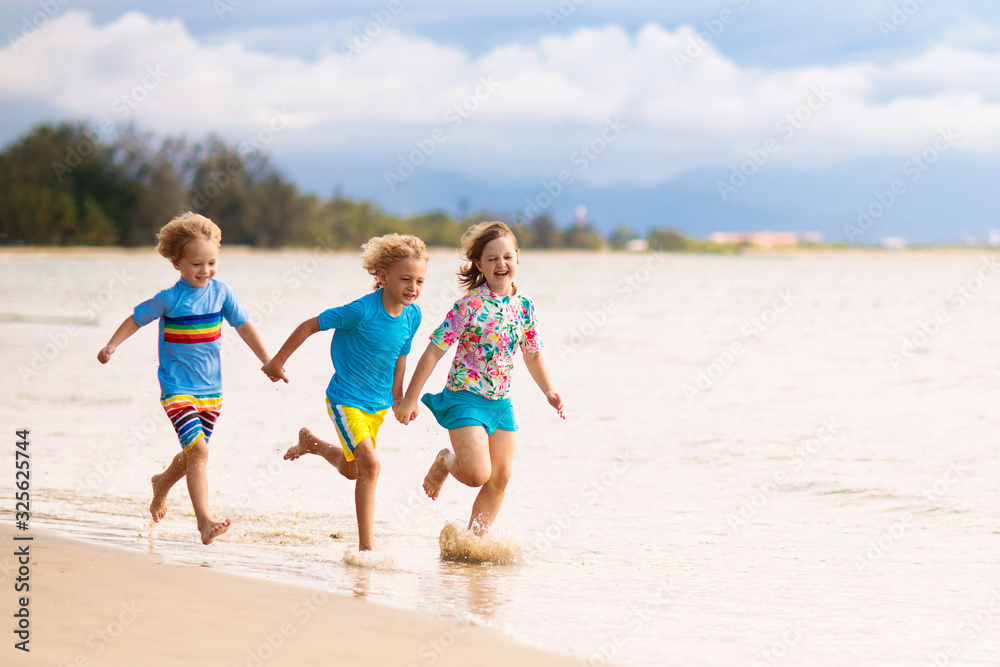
[2,10,1000,186]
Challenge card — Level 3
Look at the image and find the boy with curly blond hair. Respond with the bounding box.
[98,212,277,545]
[262,233,428,552]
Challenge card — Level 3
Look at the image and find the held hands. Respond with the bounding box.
[394,396,419,425]
[261,358,289,383]
[97,345,115,364]
[546,390,566,420]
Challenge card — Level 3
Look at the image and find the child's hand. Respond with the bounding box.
[261,359,288,383]
[394,396,418,425]
[97,345,115,364]
[546,390,565,419]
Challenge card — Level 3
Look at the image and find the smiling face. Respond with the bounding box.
[378,256,427,315]
[173,239,219,288]
[475,235,518,295]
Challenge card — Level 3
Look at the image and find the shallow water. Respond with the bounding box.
[3,248,1000,666]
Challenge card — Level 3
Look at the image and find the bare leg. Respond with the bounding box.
[423,425,492,499]
[468,429,516,535]
[285,427,358,479]
[351,438,380,551]
[150,450,186,522]
[184,437,230,545]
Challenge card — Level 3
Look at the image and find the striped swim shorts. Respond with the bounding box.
[326,398,386,463]
[161,393,223,451]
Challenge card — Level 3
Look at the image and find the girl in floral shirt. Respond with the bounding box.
[396,221,564,536]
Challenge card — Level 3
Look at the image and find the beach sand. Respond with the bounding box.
[1,523,585,667]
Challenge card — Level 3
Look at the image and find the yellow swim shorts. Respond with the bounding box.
[326,399,387,462]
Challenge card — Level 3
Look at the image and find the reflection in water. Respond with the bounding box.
[463,566,511,619]
[349,567,371,599]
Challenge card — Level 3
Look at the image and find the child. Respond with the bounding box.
[261,234,427,552]
[395,221,564,536]
[97,212,276,545]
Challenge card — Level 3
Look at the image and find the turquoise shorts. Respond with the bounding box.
[421,389,518,434]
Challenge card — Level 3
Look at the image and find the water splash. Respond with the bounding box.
[342,546,397,569]
[438,522,522,565]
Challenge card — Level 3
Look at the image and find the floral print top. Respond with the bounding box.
[430,284,543,400]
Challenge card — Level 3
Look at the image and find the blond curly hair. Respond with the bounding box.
[156,212,222,263]
[360,234,429,289]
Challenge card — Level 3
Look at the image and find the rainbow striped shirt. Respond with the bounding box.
[163,312,223,344]
[133,278,248,394]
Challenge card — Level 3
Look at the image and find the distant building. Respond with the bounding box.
[625,239,649,252]
[708,231,821,248]
[880,237,907,249]
[797,231,825,245]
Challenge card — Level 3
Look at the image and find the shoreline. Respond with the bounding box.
[0,522,586,667]
[1,244,998,257]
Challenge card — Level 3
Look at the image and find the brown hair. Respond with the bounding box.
[360,234,429,289]
[156,212,222,263]
[457,221,518,291]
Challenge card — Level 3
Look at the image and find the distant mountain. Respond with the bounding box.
[285,153,1000,245]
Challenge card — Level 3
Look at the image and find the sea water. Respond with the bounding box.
[3,248,1000,666]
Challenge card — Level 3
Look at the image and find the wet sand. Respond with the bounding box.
[0,523,586,666]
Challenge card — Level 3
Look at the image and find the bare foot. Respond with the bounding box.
[150,474,170,523]
[199,518,231,545]
[284,427,320,461]
[423,448,452,500]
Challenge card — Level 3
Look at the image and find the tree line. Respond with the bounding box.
[0,121,711,251]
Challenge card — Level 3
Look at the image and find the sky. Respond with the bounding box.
[3,1,1000,242]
